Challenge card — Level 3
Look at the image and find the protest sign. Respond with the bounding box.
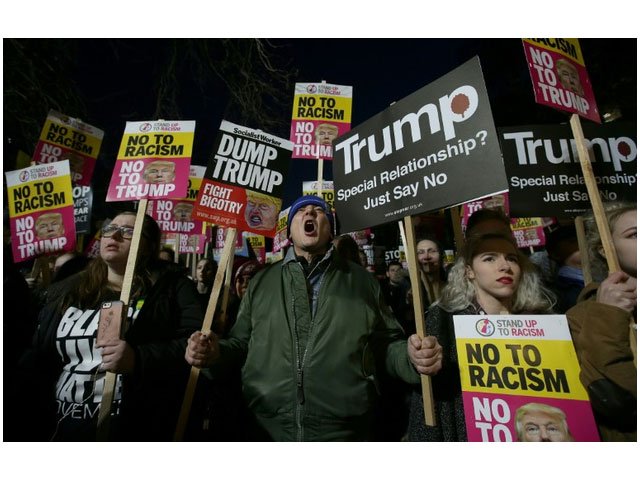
[185,165,206,201]
[193,120,292,237]
[462,192,510,224]
[333,56,507,232]
[147,165,205,235]
[290,82,353,160]
[454,314,600,441]
[272,207,290,254]
[522,38,600,123]
[213,226,248,259]
[177,233,206,254]
[510,217,546,248]
[501,122,636,217]
[73,185,93,234]
[384,245,407,268]
[460,192,546,248]
[160,232,178,256]
[106,120,194,201]
[33,110,103,186]
[5,160,76,262]
[302,180,335,210]
[246,233,266,263]
[522,39,627,287]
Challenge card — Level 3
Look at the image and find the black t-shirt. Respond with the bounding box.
[51,292,142,441]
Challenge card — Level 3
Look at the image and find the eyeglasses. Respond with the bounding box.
[102,224,135,239]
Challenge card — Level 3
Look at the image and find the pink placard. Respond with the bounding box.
[463,391,600,442]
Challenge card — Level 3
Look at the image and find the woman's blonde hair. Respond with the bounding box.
[438,233,554,313]
[584,201,636,281]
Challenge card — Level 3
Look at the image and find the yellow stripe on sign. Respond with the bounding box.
[181,177,203,200]
[117,132,194,159]
[523,38,585,66]
[511,217,543,230]
[292,95,353,122]
[456,338,588,400]
[8,176,73,216]
[247,235,265,248]
[39,119,104,157]
[190,177,203,190]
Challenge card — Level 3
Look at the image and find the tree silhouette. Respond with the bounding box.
[3,39,298,171]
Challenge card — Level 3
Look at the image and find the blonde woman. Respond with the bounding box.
[408,232,553,441]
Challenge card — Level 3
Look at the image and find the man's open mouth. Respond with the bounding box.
[304,220,316,234]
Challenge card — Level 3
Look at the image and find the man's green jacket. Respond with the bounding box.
[212,251,420,441]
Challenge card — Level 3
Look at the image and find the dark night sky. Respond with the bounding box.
[3,36,636,247]
[39,38,637,209]
[2,1,638,476]
[282,37,636,193]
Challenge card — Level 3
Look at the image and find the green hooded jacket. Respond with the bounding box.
[214,250,420,441]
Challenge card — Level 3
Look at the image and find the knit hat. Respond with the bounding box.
[286,195,335,238]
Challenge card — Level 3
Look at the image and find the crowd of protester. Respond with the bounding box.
[5,198,636,442]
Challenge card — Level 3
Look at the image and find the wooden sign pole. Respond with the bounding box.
[399,218,436,426]
[569,114,635,366]
[216,246,235,335]
[316,80,327,198]
[174,227,237,441]
[316,160,324,197]
[570,115,620,272]
[96,198,148,440]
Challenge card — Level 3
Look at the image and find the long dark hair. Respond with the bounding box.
[60,212,161,311]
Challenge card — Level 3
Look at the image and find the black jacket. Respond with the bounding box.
[22,262,203,441]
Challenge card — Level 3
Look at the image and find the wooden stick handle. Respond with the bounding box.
[400,217,436,426]
[173,366,202,441]
[216,245,235,335]
[569,116,635,366]
[569,115,620,273]
[316,159,324,197]
[201,228,237,333]
[96,199,148,440]
[173,227,237,441]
